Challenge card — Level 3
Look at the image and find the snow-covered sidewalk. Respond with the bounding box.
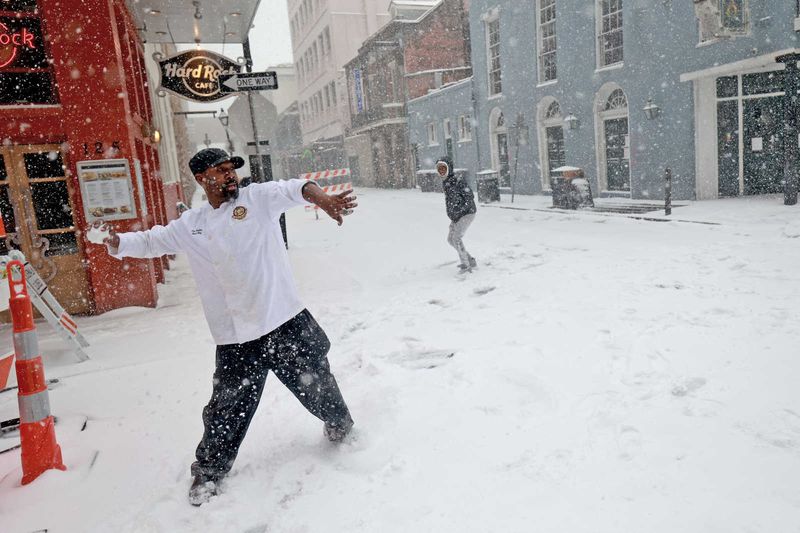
[1,189,798,532]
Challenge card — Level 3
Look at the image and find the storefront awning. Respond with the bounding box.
[126,0,261,44]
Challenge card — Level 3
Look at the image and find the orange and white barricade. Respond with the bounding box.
[301,168,352,218]
[7,260,66,484]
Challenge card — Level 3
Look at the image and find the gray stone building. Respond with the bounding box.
[410,0,800,201]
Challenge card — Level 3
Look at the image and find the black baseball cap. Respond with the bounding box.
[189,148,245,175]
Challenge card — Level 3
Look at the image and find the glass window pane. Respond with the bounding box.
[743,71,785,96]
[43,232,78,257]
[716,76,739,98]
[0,0,39,10]
[0,71,57,105]
[24,151,64,179]
[0,185,16,231]
[30,181,73,230]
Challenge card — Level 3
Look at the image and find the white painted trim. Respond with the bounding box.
[594,63,625,74]
[485,13,503,98]
[488,107,505,171]
[349,117,408,136]
[680,49,797,82]
[795,17,800,31]
[693,77,719,200]
[594,83,630,194]
[536,80,558,89]
[535,0,557,84]
[536,96,561,190]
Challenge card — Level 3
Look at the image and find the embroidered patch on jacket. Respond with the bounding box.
[232,206,248,220]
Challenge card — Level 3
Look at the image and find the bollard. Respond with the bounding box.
[665,168,672,216]
[7,260,66,484]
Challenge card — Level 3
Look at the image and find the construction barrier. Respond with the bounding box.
[0,250,89,362]
[300,168,350,181]
[300,168,353,218]
[7,260,66,484]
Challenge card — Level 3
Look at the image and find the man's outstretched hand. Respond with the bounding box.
[302,183,358,226]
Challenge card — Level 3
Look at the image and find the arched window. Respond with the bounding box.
[594,83,630,192]
[605,89,627,112]
[537,98,565,189]
[489,107,510,185]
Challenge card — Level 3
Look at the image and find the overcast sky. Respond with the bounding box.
[249,0,294,68]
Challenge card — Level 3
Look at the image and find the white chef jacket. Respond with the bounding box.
[111,179,312,346]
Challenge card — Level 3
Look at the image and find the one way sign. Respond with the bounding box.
[220,71,279,93]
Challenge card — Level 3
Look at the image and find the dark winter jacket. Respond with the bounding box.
[438,156,476,222]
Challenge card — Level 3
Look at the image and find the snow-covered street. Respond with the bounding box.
[1,189,799,532]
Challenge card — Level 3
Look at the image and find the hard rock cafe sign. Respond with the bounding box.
[0,21,36,69]
[153,50,243,103]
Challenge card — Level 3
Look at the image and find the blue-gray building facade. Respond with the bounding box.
[408,77,479,190]
[413,0,800,201]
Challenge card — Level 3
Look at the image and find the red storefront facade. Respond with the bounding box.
[0,0,184,314]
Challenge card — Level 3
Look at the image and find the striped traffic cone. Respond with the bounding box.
[7,260,66,484]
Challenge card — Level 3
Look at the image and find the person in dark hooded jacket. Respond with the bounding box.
[437,156,477,271]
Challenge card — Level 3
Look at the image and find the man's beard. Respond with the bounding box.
[221,178,239,200]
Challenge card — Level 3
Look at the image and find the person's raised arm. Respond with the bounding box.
[89,220,185,259]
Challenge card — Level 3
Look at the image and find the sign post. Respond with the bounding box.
[220,71,278,93]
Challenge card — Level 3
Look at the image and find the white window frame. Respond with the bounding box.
[596,0,624,69]
[427,123,439,146]
[593,84,631,193]
[536,98,563,190]
[484,12,502,97]
[536,0,557,83]
[796,0,800,30]
[443,118,452,140]
[458,115,472,142]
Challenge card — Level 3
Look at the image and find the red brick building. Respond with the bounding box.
[344,0,471,188]
[0,0,182,315]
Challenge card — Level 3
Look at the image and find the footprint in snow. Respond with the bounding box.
[473,286,496,296]
[388,349,455,370]
[617,425,642,461]
[671,377,707,397]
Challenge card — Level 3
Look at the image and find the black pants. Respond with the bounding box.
[191,309,353,481]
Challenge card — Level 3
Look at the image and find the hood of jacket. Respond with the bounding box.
[436,156,455,178]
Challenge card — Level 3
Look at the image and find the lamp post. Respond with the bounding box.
[776,53,800,206]
[511,112,529,204]
[218,108,235,153]
[643,98,661,120]
[563,113,579,130]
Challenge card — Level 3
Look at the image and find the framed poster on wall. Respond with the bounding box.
[76,159,138,222]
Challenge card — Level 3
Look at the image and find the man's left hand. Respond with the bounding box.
[321,189,358,226]
[302,183,358,226]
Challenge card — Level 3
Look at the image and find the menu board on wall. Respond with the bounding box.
[76,159,138,222]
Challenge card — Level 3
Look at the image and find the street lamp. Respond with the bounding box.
[564,113,579,130]
[643,98,661,120]
[218,108,235,152]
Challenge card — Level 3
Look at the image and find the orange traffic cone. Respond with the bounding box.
[7,260,66,484]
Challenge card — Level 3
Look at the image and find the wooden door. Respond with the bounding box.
[0,144,92,314]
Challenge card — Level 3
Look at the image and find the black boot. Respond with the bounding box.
[188,474,219,506]
[324,416,354,443]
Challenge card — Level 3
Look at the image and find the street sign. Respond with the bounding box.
[247,140,270,146]
[220,71,279,93]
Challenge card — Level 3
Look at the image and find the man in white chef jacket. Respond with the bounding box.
[96,148,357,506]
